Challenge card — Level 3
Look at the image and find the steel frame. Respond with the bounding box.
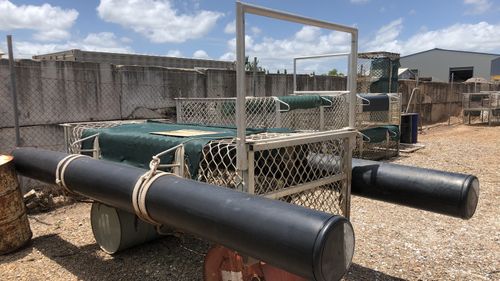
[292,53,351,95]
[59,2,359,217]
[235,1,358,175]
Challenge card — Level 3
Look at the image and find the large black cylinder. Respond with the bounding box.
[351,158,479,219]
[12,148,354,281]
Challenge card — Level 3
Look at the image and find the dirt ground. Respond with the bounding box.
[1,124,499,281]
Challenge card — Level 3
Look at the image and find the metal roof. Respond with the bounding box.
[401,48,500,59]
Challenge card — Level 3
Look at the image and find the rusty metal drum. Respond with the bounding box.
[0,155,32,255]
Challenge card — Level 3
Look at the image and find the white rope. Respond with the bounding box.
[131,155,176,226]
[55,154,88,194]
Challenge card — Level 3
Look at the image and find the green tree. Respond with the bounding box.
[327,68,344,77]
[245,56,265,72]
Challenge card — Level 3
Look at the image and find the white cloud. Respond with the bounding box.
[80,32,132,52]
[224,20,235,34]
[220,26,350,72]
[97,0,223,43]
[225,20,261,36]
[463,0,492,15]
[0,0,78,41]
[167,49,182,57]
[365,18,403,52]
[219,52,235,61]
[120,37,132,43]
[11,32,132,58]
[350,0,370,4]
[295,26,322,41]
[193,49,210,59]
[251,26,261,36]
[364,19,500,55]
[249,27,350,59]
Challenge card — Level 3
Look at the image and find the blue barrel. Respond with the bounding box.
[410,113,419,143]
[400,113,419,144]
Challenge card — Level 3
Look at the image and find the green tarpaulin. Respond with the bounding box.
[278,95,325,110]
[81,121,290,178]
[361,125,400,143]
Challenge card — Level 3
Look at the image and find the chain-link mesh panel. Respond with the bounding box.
[324,93,350,130]
[353,134,399,161]
[279,180,346,215]
[176,97,278,129]
[281,107,322,130]
[357,52,400,93]
[492,92,500,124]
[249,132,351,216]
[355,93,401,129]
[0,63,186,157]
[252,138,345,193]
[198,131,352,216]
[177,93,350,131]
[197,138,242,189]
[357,57,374,93]
[279,93,350,131]
[0,65,16,155]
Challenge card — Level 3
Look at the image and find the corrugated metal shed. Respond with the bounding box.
[491,57,500,81]
[400,48,500,82]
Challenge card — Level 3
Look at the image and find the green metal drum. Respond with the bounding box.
[90,202,160,254]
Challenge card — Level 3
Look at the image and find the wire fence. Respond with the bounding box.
[0,60,352,194]
[0,62,191,192]
[0,64,185,155]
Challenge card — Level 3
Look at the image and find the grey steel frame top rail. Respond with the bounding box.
[235,1,359,171]
[293,52,351,95]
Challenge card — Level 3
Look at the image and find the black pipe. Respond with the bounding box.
[12,148,354,281]
[351,158,479,219]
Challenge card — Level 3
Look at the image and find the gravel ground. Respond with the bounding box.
[1,124,499,281]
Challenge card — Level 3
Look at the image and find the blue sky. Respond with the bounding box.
[1,0,499,73]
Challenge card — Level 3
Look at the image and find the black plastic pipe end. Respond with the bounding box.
[313,216,355,281]
[459,175,480,220]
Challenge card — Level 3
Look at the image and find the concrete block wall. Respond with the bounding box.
[2,58,500,157]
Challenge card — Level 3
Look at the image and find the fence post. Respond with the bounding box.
[7,35,20,147]
[448,73,454,126]
[252,57,257,97]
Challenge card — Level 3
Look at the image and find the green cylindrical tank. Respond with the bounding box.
[90,202,161,254]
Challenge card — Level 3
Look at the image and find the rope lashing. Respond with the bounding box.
[131,153,176,226]
[55,154,89,194]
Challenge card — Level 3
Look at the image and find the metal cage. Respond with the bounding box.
[355,93,401,129]
[176,94,351,131]
[61,120,354,217]
[462,91,500,125]
[354,93,401,160]
[61,2,359,218]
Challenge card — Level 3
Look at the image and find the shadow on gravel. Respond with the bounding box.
[345,263,408,280]
[5,234,407,281]
[31,233,208,281]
